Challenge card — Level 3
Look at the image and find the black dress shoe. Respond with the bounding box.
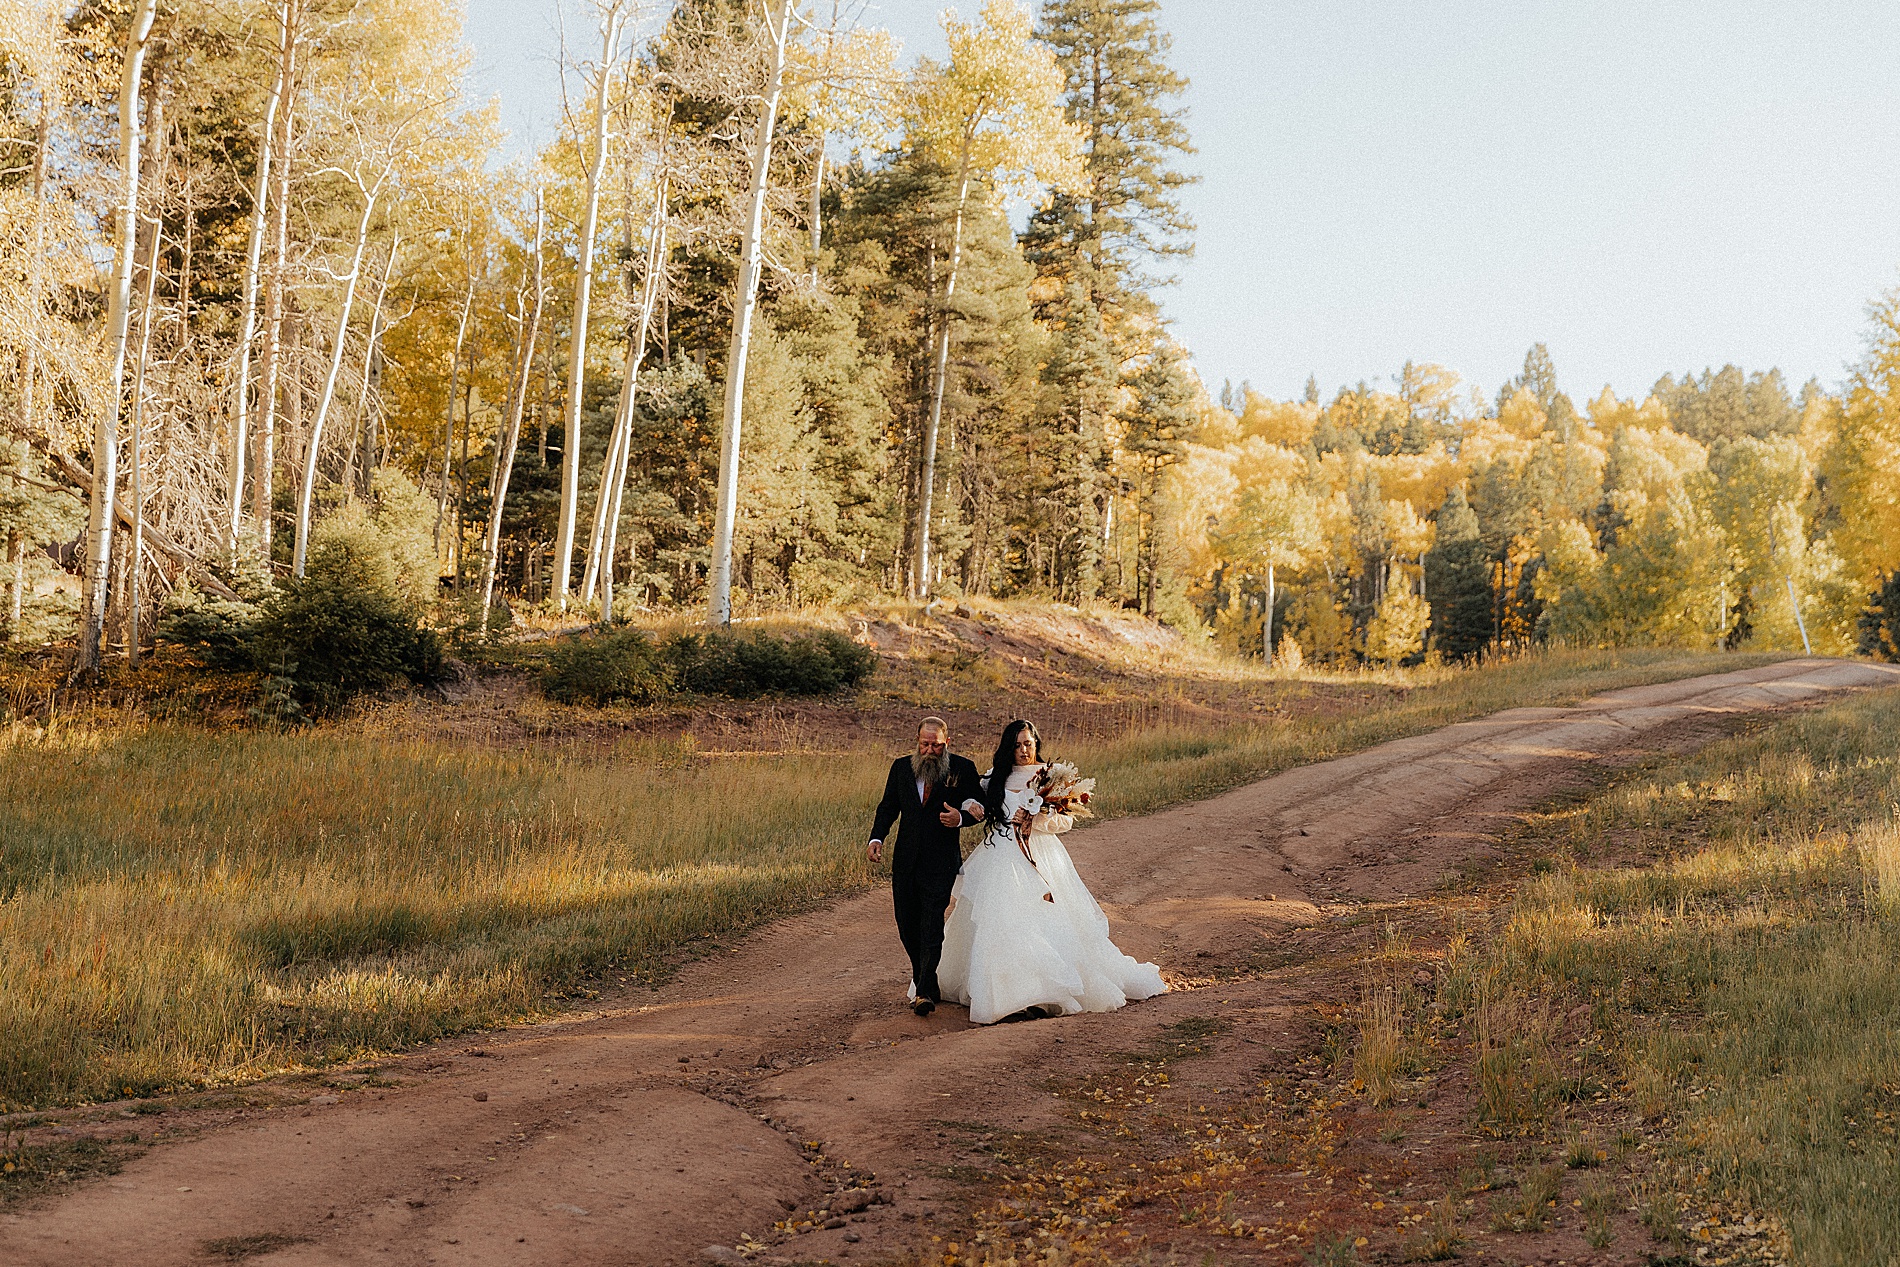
[911,997,936,1017]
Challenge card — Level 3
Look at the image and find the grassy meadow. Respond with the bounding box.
[0,646,1775,1110]
[1457,685,1900,1264]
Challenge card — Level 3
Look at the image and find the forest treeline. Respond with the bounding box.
[3,0,1899,680]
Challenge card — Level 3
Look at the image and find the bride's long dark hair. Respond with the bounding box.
[983,719,1042,826]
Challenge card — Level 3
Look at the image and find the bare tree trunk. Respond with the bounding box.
[580,384,633,601]
[808,147,824,286]
[253,0,300,563]
[596,176,669,624]
[127,83,169,668]
[480,197,547,626]
[344,233,398,496]
[707,0,795,627]
[12,85,51,643]
[292,181,379,576]
[130,70,175,660]
[1263,561,1276,662]
[78,0,159,674]
[19,94,52,439]
[7,535,22,641]
[582,159,669,606]
[229,2,286,559]
[554,2,631,612]
[434,273,475,556]
[912,134,975,600]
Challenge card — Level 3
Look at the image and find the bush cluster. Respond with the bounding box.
[159,532,439,715]
[540,625,875,706]
[539,628,671,706]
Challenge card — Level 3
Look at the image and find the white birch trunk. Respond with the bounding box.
[579,375,634,600]
[597,178,668,624]
[78,0,158,673]
[292,180,379,576]
[252,0,300,559]
[19,94,51,438]
[808,147,824,285]
[911,135,974,600]
[345,233,399,494]
[554,2,630,612]
[480,198,547,625]
[707,0,795,627]
[127,218,164,667]
[1263,561,1275,663]
[229,3,285,558]
[127,77,171,669]
[434,272,475,555]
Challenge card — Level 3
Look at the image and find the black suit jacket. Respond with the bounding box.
[869,754,983,871]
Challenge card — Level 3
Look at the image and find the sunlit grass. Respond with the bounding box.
[0,646,1773,1109]
[1488,686,1900,1266]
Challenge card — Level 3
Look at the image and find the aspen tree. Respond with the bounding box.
[78,0,159,673]
[344,234,400,495]
[902,0,1081,600]
[707,0,797,628]
[480,194,546,627]
[126,73,172,666]
[554,0,634,612]
[13,4,56,446]
[581,92,674,611]
[293,162,389,577]
[252,0,301,558]
[230,1,289,559]
[594,169,669,623]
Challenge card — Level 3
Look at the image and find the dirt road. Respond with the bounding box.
[5,658,1896,1267]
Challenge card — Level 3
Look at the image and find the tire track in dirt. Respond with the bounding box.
[3,658,1895,1267]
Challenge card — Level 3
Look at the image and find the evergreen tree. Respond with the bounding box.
[1859,572,1900,662]
[1022,0,1196,308]
[1428,486,1489,664]
[1036,280,1117,600]
[1652,365,1797,442]
[1121,337,1197,613]
[1426,484,1492,660]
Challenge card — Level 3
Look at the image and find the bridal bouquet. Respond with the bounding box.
[1014,760,1095,843]
[1011,761,1095,895]
[1032,760,1096,819]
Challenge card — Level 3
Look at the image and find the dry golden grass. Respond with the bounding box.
[1485,685,1900,1266]
[0,646,1770,1110]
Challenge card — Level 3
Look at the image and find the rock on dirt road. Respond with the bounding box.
[3,657,1896,1266]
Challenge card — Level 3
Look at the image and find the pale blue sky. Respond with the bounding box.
[463,0,1900,406]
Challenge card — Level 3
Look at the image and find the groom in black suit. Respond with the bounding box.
[868,717,985,1016]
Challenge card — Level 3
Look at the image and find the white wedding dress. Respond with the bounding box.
[938,765,1168,1025]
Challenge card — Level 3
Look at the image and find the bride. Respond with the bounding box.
[938,719,1168,1025]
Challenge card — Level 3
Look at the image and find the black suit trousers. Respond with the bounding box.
[891,847,960,1003]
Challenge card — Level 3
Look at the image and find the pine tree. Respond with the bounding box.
[1024,0,1195,309]
[1425,485,1491,660]
[1121,337,1197,613]
[1037,280,1116,600]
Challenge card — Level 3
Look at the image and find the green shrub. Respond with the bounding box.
[665,627,875,697]
[537,625,875,707]
[254,536,441,713]
[540,627,672,705]
[157,580,261,669]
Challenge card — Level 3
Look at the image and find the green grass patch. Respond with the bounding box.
[1485,685,1900,1266]
[0,647,1773,1109]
